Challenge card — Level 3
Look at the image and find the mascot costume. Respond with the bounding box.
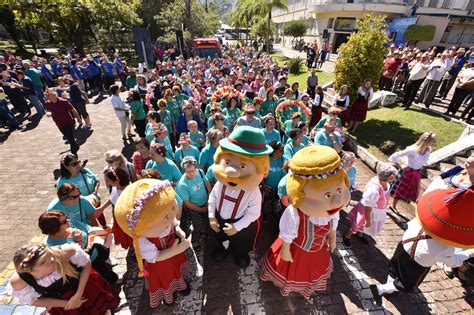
[114,179,191,308]
[371,187,474,306]
[209,126,273,267]
[260,145,351,298]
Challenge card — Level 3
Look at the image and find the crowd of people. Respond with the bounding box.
[379,44,474,120]
[1,41,473,313]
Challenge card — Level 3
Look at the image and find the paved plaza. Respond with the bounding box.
[0,93,472,314]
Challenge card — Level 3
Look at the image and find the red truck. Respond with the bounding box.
[192,38,222,59]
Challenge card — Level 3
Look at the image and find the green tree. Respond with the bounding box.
[155,0,220,45]
[334,13,389,99]
[137,0,173,41]
[6,0,141,55]
[0,7,26,53]
[283,20,308,39]
[251,0,288,52]
[231,0,254,43]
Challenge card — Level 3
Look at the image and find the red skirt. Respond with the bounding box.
[309,107,324,129]
[145,252,191,307]
[259,237,333,299]
[349,100,369,122]
[112,212,134,249]
[338,109,349,126]
[49,269,120,315]
[393,168,422,202]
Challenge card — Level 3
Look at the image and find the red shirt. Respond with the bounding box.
[132,152,151,175]
[45,98,75,129]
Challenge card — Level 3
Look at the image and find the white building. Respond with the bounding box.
[273,0,474,51]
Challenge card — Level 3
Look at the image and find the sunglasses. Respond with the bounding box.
[60,216,69,225]
[184,107,193,110]
[67,194,80,200]
[69,160,81,167]
[215,118,224,121]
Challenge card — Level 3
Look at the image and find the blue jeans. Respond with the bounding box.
[34,85,45,105]
[27,95,45,115]
[0,100,19,127]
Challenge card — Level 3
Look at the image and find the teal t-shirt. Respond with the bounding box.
[207,116,231,129]
[145,123,155,143]
[314,131,342,148]
[283,142,305,162]
[130,100,146,120]
[158,110,173,134]
[265,157,284,189]
[223,107,241,131]
[151,137,174,161]
[206,164,217,184]
[189,131,205,149]
[25,68,42,87]
[199,144,217,170]
[261,99,277,116]
[315,116,343,130]
[174,145,200,170]
[176,169,209,206]
[263,129,281,145]
[126,76,137,90]
[277,174,288,198]
[167,99,181,121]
[47,197,96,225]
[56,169,99,197]
[286,135,309,146]
[145,158,182,183]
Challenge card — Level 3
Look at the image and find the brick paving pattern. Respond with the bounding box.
[0,93,472,314]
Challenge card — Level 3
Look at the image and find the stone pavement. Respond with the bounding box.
[0,93,473,314]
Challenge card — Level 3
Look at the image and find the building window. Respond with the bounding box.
[327,18,334,29]
[428,0,437,7]
[334,18,357,31]
[440,26,452,43]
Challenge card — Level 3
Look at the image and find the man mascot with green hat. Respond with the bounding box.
[208,126,273,267]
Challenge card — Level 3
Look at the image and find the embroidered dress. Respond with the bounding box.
[349,87,373,122]
[259,206,336,298]
[347,176,390,236]
[140,225,191,307]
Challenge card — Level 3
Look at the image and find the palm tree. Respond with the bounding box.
[252,0,288,52]
[232,0,254,45]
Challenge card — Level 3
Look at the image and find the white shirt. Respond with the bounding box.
[10,245,90,304]
[208,181,261,231]
[279,205,339,244]
[388,145,430,170]
[402,219,470,268]
[258,85,267,98]
[333,95,350,109]
[139,218,180,263]
[357,86,373,101]
[409,61,430,81]
[110,187,123,205]
[111,95,127,118]
[426,59,448,81]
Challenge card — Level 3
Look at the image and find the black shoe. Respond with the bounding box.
[355,234,369,245]
[234,254,250,268]
[162,299,176,306]
[342,236,351,247]
[370,284,382,306]
[211,246,228,262]
[180,284,191,296]
[403,106,409,111]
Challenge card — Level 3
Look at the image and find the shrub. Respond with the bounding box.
[334,14,389,100]
[380,140,397,156]
[283,20,308,38]
[288,57,304,75]
[404,24,436,42]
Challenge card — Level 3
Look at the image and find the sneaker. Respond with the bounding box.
[370,284,383,306]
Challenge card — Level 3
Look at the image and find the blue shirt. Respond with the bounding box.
[277,174,288,198]
[40,64,54,80]
[86,63,100,77]
[347,166,357,188]
[199,144,217,170]
[189,131,205,149]
[47,196,96,225]
[101,62,115,77]
[206,164,217,184]
[314,130,342,148]
[174,145,200,170]
[176,170,209,206]
[113,58,123,74]
[449,56,466,75]
[50,61,63,76]
[70,65,84,81]
[145,158,182,183]
[265,157,284,189]
[56,169,99,197]
[283,142,305,162]
[263,129,281,144]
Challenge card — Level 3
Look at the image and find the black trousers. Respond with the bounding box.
[59,123,79,155]
[447,87,471,114]
[133,118,146,138]
[379,76,393,91]
[438,73,458,99]
[461,95,474,121]
[8,94,30,114]
[403,78,424,108]
[213,212,257,259]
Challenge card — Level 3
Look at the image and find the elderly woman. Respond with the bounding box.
[314,118,343,153]
[263,115,281,144]
[199,129,223,171]
[104,149,138,182]
[110,84,133,141]
[145,143,182,184]
[176,100,204,136]
[150,123,174,160]
[47,183,100,226]
[145,111,162,143]
[343,164,398,246]
[176,156,212,251]
[283,128,305,162]
[174,133,200,171]
[131,138,151,176]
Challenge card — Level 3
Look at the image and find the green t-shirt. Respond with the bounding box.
[47,197,96,225]
[159,109,173,134]
[145,158,182,183]
[126,76,137,90]
[25,68,42,87]
[173,145,200,170]
[265,157,284,189]
[167,99,181,122]
[261,99,277,116]
[56,168,99,197]
[176,169,209,206]
[130,100,146,120]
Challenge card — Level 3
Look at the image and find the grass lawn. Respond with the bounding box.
[271,53,335,87]
[350,105,466,161]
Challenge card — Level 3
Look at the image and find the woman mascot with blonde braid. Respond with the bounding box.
[260,146,351,298]
[114,179,192,308]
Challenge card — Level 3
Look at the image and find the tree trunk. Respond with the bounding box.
[73,28,85,56]
[266,11,271,53]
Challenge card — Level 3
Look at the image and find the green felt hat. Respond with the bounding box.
[220,126,273,156]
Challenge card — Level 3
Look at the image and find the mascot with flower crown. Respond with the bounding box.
[114,179,192,308]
[259,145,351,298]
[209,126,273,268]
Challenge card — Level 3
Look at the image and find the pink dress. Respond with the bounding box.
[347,176,390,236]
